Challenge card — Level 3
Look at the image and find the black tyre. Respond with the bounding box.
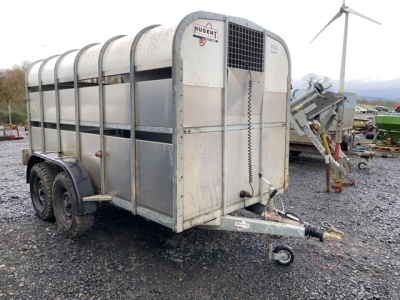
[289,151,302,156]
[53,172,93,238]
[341,134,353,152]
[340,141,349,152]
[273,245,294,266]
[30,162,55,220]
[358,162,368,170]
[365,132,374,140]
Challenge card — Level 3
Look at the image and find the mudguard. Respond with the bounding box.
[26,153,97,215]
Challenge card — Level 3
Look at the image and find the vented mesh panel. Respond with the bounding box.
[228,23,264,72]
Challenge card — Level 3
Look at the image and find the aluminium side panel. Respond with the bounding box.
[262,126,288,190]
[180,21,224,88]
[136,140,174,217]
[263,35,290,193]
[60,130,77,156]
[105,136,131,200]
[80,133,101,192]
[29,93,41,120]
[41,56,58,85]
[44,128,58,152]
[264,91,288,123]
[182,85,222,127]
[133,25,175,228]
[27,63,41,87]
[79,86,100,124]
[57,50,79,83]
[178,16,226,227]
[136,79,173,127]
[43,91,56,122]
[77,44,102,80]
[175,13,290,230]
[103,36,135,76]
[226,69,264,126]
[225,129,261,206]
[182,132,223,220]
[59,89,76,122]
[135,26,175,71]
[265,37,289,93]
[104,83,131,126]
[31,127,42,151]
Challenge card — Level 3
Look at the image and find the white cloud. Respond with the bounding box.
[1,0,397,98]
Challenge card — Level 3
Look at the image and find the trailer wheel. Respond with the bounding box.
[358,162,368,170]
[30,162,55,220]
[289,151,302,156]
[53,172,93,238]
[273,245,294,266]
[341,134,353,152]
[365,132,375,140]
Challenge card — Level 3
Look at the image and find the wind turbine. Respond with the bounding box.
[310,0,381,92]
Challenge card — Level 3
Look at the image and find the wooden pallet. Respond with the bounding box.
[366,143,400,153]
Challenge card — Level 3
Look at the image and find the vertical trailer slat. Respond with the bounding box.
[173,18,188,232]
[54,50,77,156]
[258,31,267,200]
[222,17,229,215]
[285,38,292,193]
[38,55,59,152]
[98,35,126,194]
[25,60,43,153]
[73,43,99,162]
[129,25,161,214]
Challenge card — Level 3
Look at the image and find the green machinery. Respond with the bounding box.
[373,115,400,145]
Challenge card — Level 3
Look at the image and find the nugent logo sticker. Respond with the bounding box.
[193,23,218,46]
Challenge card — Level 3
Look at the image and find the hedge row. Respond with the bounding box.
[0,109,27,125]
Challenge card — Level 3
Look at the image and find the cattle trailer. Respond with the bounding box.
[22,11,343,265]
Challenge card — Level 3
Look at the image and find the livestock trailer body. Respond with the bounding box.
[23,11,344,264]
[23,11,290,234]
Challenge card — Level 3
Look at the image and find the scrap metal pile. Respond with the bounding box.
[0,124,23,141]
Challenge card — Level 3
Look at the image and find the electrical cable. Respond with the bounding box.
[308,240,340,271]
[247,69,253,197]
[283,212,302,223]
[277,235,340,271]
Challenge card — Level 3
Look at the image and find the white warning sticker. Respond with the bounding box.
[235,220,250,231]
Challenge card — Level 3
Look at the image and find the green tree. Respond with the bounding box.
[0,61,29,123]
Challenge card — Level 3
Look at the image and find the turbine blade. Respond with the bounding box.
[310,11,343,44]
[344,7,382,25]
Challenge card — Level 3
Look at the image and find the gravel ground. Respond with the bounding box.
[1,131,400,300]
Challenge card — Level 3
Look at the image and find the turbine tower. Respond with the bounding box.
[310,0,381,92]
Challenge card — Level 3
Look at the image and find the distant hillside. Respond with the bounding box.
[291,77,400,100]
[357,96,400,101]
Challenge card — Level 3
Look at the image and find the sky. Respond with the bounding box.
[1,0,398,99]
